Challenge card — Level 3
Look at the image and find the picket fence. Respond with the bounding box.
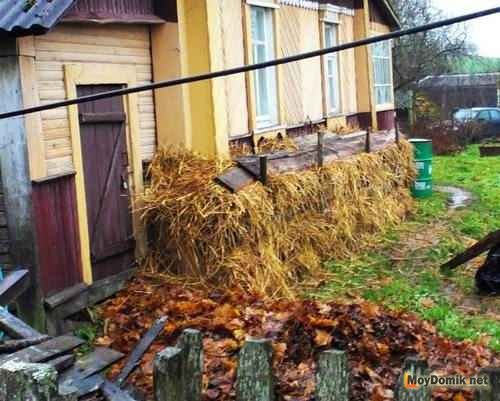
[154,329,500,401]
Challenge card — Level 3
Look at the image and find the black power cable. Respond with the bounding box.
[0,6,498,120]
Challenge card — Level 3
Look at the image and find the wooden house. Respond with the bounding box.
[0,0,399,330]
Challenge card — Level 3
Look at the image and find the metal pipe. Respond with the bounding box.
[0,6,499,120]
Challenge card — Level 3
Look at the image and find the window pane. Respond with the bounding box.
[251,6,278,127]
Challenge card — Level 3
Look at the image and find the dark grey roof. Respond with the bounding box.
[418,73,500,89]
[0,0,75,37]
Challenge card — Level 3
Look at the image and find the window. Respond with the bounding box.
[476,110,492,121]
[372,39,393,106]
[324,23,341,114]
[251,6,278,129]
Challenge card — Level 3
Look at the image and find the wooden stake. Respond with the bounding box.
[177,329,203,401]
[317,131,325,168]
[365,127,371,153]
[259,156,268,186]
[395,117,400,144]
[154,347,185,401]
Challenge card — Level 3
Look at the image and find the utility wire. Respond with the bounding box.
[0,6,499,120]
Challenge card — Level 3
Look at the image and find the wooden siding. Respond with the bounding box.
[32,173,83,296]
[34,23,157,176]
[339,13,357,114]
[279,5,304,125]
[300,8,324,122]
[217,0,249,137]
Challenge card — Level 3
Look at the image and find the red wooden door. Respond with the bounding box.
[77,85,136,281]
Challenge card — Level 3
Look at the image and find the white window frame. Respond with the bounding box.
[323,22,341,115]
[371,37,394,109]
[250,5,279,129]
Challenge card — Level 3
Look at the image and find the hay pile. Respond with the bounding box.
[141,141,415,297]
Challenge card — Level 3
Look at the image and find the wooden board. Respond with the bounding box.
[44,282,88,310]
[0,307,42,339]
[48,354,76,373]
[59,373,104,397]
[59,347,124,386]
[215,167,256,193]
[0,269,30,306]
[0,335,84,364]
[102,380,138,401]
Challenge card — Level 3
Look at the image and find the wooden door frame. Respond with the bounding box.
[64,63,145,285]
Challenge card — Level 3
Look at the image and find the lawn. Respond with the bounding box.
[314,145,500,351]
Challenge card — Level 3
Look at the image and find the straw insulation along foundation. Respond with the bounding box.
[141,141,416,297]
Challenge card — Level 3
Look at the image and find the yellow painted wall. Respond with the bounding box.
[34,24,156,176]
[177,0,230,157]
[151,22,189,149]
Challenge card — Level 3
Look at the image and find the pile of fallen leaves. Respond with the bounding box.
[97,275,498,401]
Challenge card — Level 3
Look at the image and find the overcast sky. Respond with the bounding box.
[432,0,500,58]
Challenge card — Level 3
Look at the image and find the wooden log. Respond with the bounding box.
[0,335,51,353]
[0,307,42,339]
[0,360,59,401]
[154,347,185,401]
[395,357,430,401]
[236,339,274,401]
[442,230,500,271]
[177,329,203,401]
[115,316,168,388]
[316,350,348,401]
[476,367,500,401]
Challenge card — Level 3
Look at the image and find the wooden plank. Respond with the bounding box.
[0,335,84,364]
[102,380,138,401]
[214,167,256,193]
[59,373,104,397]
[0,270,30,306]
[441,230,500,271]
[0,336,51,354]
[79,112,126,124]
[88,268,135,306]
[47,354,76,373]
[115,316,168,388]
[0,308,42,339]
[44,283,88,310]
[59,347,124,386]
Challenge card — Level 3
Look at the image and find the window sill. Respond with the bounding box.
[376,104,395,112]
[253,124,286,136]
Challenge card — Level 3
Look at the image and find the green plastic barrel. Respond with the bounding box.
[409,139,432,198]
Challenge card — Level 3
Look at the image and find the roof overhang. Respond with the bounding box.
[374,0,401,30]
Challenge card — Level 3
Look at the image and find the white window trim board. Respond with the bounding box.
[246,0,280,9]
[277,0,355,16]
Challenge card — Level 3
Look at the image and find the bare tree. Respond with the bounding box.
[392,0,474,93]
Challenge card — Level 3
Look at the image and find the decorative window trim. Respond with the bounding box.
[277,0,354,16]
[246,0,280,9]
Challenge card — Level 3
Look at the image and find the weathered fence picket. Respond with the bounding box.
[476,367,500,401]
[236,339,274,401]
[177,329,203,401]
[395,357,430,401]
[316,349,348,401]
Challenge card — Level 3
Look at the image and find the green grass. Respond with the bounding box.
[314,145,500,352]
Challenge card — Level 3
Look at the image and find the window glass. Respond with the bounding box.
[251,6,278,129]
[476,110,491,121]
[324,23,340,114]
[372,39,393,105]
